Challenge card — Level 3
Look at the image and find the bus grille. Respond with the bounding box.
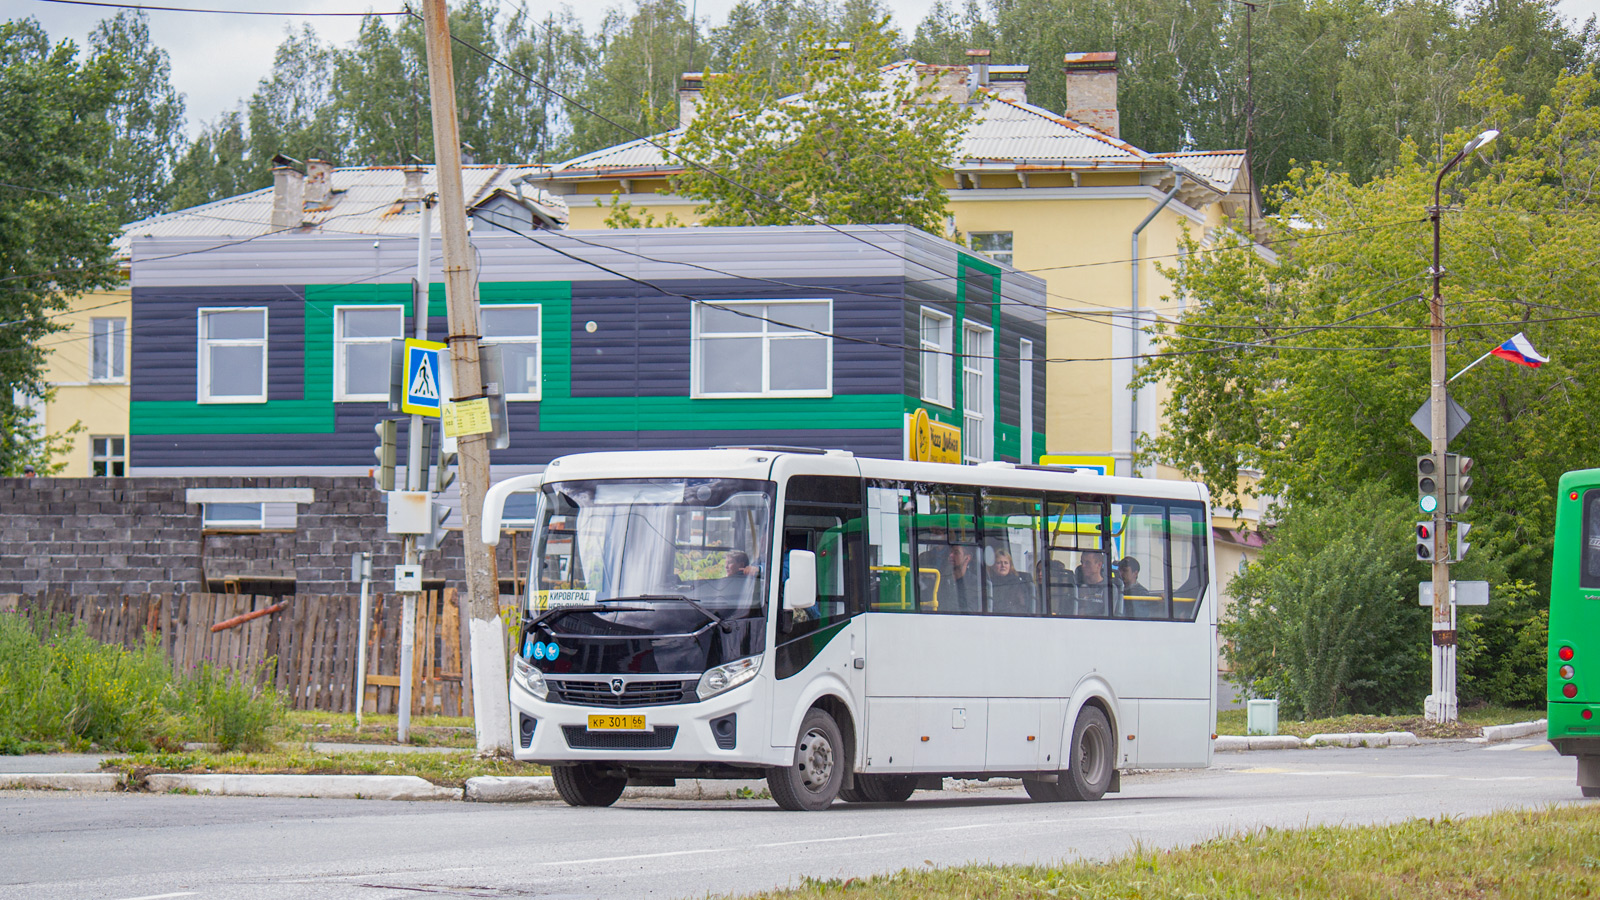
[548,679,697,707]
[562,725,679,750]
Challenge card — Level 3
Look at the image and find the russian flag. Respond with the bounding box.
[1489,332,1549,369]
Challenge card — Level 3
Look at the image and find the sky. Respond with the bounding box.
[6,0,1600,140]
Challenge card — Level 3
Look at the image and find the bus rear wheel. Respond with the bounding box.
[858,773,917,802]
[551,763,627,807]
[768,708,845,811]
[1025,706,1114,802]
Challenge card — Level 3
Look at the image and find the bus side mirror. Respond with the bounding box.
[783,550,817,611]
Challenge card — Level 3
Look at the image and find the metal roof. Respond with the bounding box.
[1153,151,1247,194]
[115,164,569,259]
[538,59,1164,179]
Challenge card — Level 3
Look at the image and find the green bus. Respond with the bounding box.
[1549,468,1600,797]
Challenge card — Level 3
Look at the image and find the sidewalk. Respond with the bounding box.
[1,720,1550,801]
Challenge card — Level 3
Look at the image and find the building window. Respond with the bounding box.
[962,322,993,462]
[482,304,541,401]
[335,305,403,402]
[91,318,125,381]
[198,308,268,403]
[692,300,832,398]
[202,502,264,529]
[970,232,1013,266]
[91,436,125,476]
[920,308,954,408]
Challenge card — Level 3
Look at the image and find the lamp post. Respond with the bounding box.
[1426,128,1497,724]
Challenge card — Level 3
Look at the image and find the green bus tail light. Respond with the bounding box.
[1564,683,1579,698]
[1560,646,1575,661]
[1560,665,1575,679]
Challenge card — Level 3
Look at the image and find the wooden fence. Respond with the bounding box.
[0,590,515,716]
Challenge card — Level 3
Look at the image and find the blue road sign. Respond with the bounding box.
[402,339,446,416]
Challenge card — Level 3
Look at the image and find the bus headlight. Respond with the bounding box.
[512,655,549,700]
[697,656,761,700]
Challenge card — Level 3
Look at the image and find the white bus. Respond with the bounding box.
[483,447,1217,811]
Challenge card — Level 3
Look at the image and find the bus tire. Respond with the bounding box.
[1021,776,1070,802]
[768,707,845,811]
[859,773,917,802]
[839,784,871,802]
[1059,706,1115,801]
[551,763,626,807]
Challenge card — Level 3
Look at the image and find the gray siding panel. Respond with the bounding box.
[131,285,305,403]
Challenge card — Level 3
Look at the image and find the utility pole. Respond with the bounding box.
[420,0,511,755]
[1424,128,1498,724]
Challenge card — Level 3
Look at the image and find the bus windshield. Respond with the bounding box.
[530,478,775,618]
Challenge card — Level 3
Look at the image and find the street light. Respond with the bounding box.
[1426,128,1498,724]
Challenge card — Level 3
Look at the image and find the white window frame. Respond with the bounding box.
[920,307,954,408]
[962,322,993,463]
[90,317,125,382]
[970,231,1014,266]
[691,299,833,399]
[91,435,126,477]
[197,307,268,404]
[333,304,404,402]
[481,303,542,401]
[202,502,265,530]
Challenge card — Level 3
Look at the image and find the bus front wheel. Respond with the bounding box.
[1025,706,1114,802]
[768,708,846,811]
[551,763,627,807]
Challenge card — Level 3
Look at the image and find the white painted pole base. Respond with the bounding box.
[399,593,416,743]
[470,614,512,756]
[1426,603,1459,723]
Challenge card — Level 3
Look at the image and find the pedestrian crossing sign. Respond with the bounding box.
[401,339,447,417]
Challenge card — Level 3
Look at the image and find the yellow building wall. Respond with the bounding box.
[40,289,131,477]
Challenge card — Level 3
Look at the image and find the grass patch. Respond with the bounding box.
[0,611,283,754]
[737,806,1600,899]
[103,747,547,787]
[1215,703,1539,739]
[282,711,475,748]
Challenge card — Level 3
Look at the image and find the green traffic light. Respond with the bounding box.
[1420,495,1439,513]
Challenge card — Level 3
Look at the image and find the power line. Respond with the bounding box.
[33,0,404,16]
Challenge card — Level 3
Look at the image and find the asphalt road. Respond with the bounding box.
[1,739,1586,900]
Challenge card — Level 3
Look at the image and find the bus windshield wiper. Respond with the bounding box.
[619,594,733,632]
[525,603,648,630]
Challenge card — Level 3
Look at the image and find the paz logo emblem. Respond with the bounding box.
[610,678,625,696]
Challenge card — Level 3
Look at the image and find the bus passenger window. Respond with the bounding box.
[980,491,1042,616]
[1116,503,1170,620]
[866,482,917,612]
[1169,507,1207,622]
[1582,491,1600,590]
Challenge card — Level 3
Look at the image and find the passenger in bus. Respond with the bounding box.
[724,550,760,578]
[1075,552,1116,616]
[988,548,1034,614]
[942,544,983,613]
[1117,556,1151,597]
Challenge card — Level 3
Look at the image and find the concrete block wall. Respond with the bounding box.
[0,477,519,596]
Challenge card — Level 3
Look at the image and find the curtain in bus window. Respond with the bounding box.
[867,482,917,612]
[981,490,1042,615]
[1115,503,1170,620]
[1583,491,1600,590]
[1169,506,1207,621]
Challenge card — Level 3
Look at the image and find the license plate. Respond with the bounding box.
[587,714,647,732]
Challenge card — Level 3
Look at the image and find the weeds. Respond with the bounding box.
[0,612,283,753]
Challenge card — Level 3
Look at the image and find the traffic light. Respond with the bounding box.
[372,419,397,492]
[417,501,452,552]
[1446,454,1474,515]
[1456,521,1472,561]
[1416,521,1435,562]
[434,439,458,493]
[1416,455,1441,514]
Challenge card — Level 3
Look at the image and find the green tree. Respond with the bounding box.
[88,10,186,223]
[1137,56,1600,592]
[670,18,970,231]
[566,0,701,155]
[1222,486,1430,718]
[486,7,592,162]
[168,110,256,210]
[247,25,344,172]
[0,20,121,474]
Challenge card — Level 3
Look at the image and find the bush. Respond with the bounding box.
[0,611,283,753]
[1222,485,1430,718]
[1458,580,1548,709]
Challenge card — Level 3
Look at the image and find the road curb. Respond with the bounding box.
[463,776,772,802]
[1480,719,1546,743]
[0,773,124,791]
[143,773,460,801]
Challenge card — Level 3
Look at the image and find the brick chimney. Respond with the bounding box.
[966,49,990,103]
[270,154,304,230]
[679,72,705,128]
[1062,52,1119,138]
[304,158,334,211]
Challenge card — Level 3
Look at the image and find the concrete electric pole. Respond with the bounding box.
[420,0,511,754]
